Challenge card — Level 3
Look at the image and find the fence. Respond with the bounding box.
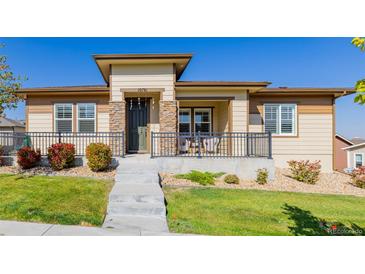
[0,132,125,157]
[151,132,272,158]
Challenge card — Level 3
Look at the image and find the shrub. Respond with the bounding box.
[175,170,225,186]
[224,174,239,184]
[47,143,75,170]
[86,143,112,172]
[256,168,269,184]
[287,160,321,184]
[17,146,41,169]
[351,166,365,188]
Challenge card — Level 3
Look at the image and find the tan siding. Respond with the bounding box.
[250,95,333,114]
[27,94,109,133]
[28,113,53,132]
[273,114,333,172]
[217,101,229,132]
[249,94,334,172]
[231,95,248,132]
[97,112,109,132]
[111,64,174,101]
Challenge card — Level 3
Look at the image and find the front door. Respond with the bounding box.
[127,98,149,152]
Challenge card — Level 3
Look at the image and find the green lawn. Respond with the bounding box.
[163,187,365,236]
[0,174,113,226]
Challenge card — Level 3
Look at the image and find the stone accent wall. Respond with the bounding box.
[159,100,178,155]
[109,101,126,132]
[109,101,126,154]
[159,100,177,132]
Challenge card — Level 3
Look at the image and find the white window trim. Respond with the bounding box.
[354,153,365,168]
[179,108,192,133]
[54,103,73,132]
[263,103,297,136]
[194,108,212,133]
[76,103,96,133]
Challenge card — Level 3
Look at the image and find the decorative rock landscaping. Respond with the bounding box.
[0,165,116,180]
[161,168,365,197]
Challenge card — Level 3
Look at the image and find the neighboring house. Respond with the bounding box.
[18,53,354,172]
[350,137,365,145]
[343,142,365,171]
[334,134,354,171]
[0,116,25,133]
[0,116,25,155]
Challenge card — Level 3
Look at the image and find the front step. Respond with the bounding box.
[107,202,166,217]
[110,183,164,197]
[102,154,169,234]
[114,173,159,184]
[109,194,165,204]
[103,215,169,232]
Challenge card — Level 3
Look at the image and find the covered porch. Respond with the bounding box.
[151,98,272,158]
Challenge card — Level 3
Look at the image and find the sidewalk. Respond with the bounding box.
[0,220,175,236]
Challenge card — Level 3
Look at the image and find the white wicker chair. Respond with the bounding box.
[203,137,220,154]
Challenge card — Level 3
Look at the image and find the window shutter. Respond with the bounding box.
[77,103,95,133]
[264,105,279,134]
[55,120,72,133]
[280,105,295,134]
[55,104,73,132]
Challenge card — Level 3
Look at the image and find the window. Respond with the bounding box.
[194,109,211,133]
[54,103,73,133]
[179,108,191,133]
[264,104,296,136]
[77,103,96,133]
[355,153,364,168]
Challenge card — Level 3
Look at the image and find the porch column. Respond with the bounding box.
[230,93,249,156]
[159,100,178,155]
[109,100,126,155]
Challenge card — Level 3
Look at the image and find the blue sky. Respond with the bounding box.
[1,37,365,139]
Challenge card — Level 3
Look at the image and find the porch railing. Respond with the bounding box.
[151,132,272,158]
[0,132,125,157]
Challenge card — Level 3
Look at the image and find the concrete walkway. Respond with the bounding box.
[0,220,175,236]
[102,155,169,234]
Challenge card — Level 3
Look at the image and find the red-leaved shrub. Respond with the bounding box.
[47,143,75,170]
[287,160,321,184]
[17,146,41,169]
[351,166,365,188]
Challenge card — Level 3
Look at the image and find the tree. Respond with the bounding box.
[0,44,25,115]
[352,37,365,104]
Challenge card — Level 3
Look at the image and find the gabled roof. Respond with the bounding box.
[0,116,25,128]
[336,134,354,146]
[93,53,193,84]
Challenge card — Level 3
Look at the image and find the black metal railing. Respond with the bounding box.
[151,132,272,158]
[0,132,125,157]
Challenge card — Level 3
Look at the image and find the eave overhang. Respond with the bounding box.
[250,87,356,97]
[93,53,193,84]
